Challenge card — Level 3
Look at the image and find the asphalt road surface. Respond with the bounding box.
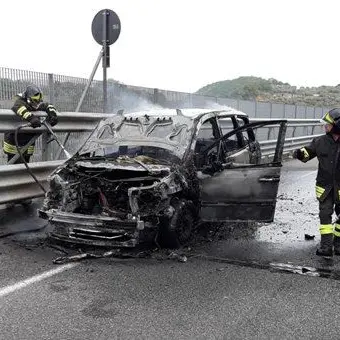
[2,158,340,340]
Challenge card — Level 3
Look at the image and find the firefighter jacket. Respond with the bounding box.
[299,133,340,202]
[3,95,56,155]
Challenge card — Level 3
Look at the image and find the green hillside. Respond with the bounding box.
[196,76,340,107]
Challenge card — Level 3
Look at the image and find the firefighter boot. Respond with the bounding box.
[316,234,333,257]
[334,236,340,256]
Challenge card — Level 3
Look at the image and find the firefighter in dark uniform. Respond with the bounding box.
[293,108,340,256]
[3,84,58,164]
[3,85,58,208]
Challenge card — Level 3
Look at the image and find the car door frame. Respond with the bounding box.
[197,119,287,223]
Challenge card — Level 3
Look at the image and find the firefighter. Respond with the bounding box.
[3,84,58,164]
[3,85,58,208]
[293,108,340,256]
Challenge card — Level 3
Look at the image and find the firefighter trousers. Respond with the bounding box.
[319,189,340,224]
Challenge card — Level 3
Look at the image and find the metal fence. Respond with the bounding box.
[0,67,331,118]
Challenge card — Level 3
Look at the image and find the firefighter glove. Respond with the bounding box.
[46,105,58,126]
[28,115,41,128]
[293,149,304,160]
[46,104,57,115]
[47,114,58,127]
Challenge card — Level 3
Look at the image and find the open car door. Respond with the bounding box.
[198,120,287,223]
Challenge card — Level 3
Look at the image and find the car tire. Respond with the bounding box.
[156,199,196,249]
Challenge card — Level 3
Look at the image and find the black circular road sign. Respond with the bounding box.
[92,9,121,46]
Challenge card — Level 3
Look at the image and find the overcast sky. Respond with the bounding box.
[0,0,339,93]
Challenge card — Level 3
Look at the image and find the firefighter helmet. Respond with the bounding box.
[322,108,340,133]
[24,85,43,109]
[322,108,340,124]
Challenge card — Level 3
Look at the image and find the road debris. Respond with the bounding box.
[269,262,320,277]
[52,249,149,264]
[52,248,190,265]
[168,251,187,263]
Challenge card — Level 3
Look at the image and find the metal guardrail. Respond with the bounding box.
[0,160,63,204]
[251,118,322,139]
[0,110,322,133]
[250,118,322,156]
[0,113,322,205]
[0,110,107,133]
[260,134,323,157]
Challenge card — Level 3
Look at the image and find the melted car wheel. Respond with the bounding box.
[156,200,196,249]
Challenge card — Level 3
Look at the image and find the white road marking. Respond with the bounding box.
[0,263,78,298]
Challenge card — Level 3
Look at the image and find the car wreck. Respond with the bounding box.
[38,108,287,248]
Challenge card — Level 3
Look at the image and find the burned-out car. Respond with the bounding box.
[39,108,287,248]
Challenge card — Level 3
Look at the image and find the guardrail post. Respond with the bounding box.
[41,132,52,161]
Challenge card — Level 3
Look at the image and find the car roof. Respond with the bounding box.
[123,108,248,120]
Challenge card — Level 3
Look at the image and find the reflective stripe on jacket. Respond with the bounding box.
[3,141,34,155]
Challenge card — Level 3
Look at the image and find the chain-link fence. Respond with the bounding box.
[0,66,331,116]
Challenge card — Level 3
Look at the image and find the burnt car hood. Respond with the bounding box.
[78,114,195,160]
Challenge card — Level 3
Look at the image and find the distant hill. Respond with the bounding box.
[196,76,340,107]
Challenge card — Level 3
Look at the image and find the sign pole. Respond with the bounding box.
[91,8,121,113]
[102,10,108,113]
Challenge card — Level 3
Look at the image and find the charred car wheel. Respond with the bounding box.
[156,200,196,249]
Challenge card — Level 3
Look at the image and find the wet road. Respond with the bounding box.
[2,158,340,339]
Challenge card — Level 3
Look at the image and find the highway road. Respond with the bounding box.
[1,158,340,340]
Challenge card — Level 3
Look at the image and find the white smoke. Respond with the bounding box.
[111,88,163,114]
